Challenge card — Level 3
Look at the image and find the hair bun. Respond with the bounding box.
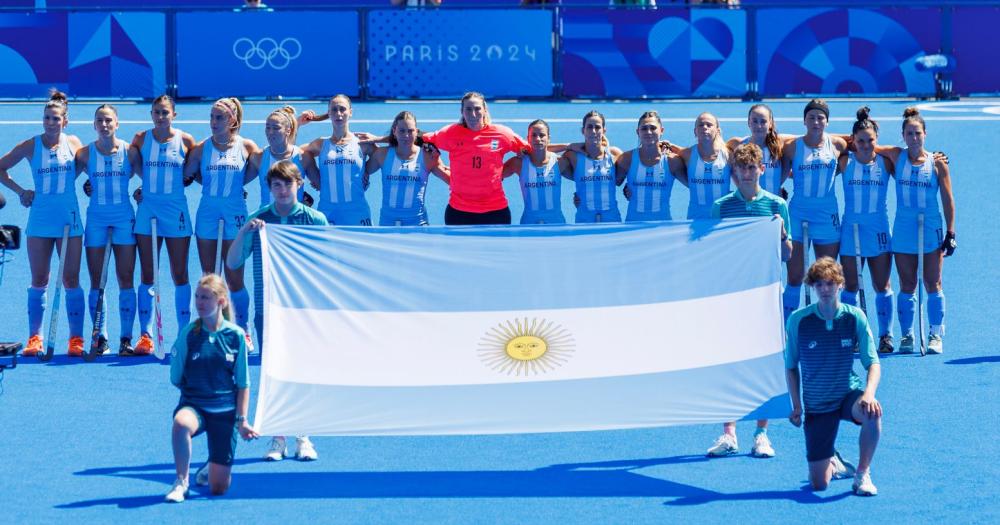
[856,106,871,121]
[902,106,920,118]
[48,88,68,104]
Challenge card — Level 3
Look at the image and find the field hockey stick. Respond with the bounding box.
[803,222,811,306]
[917,213,926,356]
[854,223,867,315]
[84,228,114,362]
[151,218,165,359]
[214,218,225,276]
[41,224,71,362]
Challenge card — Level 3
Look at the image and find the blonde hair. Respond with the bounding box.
[192,273,234,334]
[732,142,763,168]
[696,112,726,151]
[805,256,846,286]
[460,91,491,128]
[267,105,299,142]
[212,97,244,133]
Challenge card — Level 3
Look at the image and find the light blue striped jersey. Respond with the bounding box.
[86,139,133,209]
[790,134,838,210]
[894,152,940,214]
[574,149,617,213]
[518,152,561,214]
[258,145,305,206]
[319,136,366,206]
[742,137,782,195]
[200,136,248,200]
[841,152,889,217]
[625,150,673,221]
[140,128,186,196]
[381,147,429,213]
[784,303,878,413]
[685,145,730,219]
[29,134,76,198]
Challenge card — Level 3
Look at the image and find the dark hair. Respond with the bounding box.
[582,110,606,129]
[637,110,662,129]
[803,98,830,119]
[528,118,550,135]
[852,106,879,136]
[45,88,68,115]
[94,103,118,119]
[749,104,781,159]
[902,106,926,133]
[152,94,176,113]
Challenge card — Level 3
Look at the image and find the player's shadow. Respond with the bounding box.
[945,355,1000,365]
[59,454,841,508]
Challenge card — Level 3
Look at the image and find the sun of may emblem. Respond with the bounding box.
[478,318,575,376]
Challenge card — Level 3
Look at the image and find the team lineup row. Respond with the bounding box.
[0,91,955,360]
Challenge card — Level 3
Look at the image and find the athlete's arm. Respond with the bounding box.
[614,151,630,185]
[244,151,262,185]
[501,156,521,180]
[836,152,848,175]
[937,159,956,234]
[786,367,803,427]
[74,145,89,177]
[241,139,261,186]
[780,139,796,182]
[784,316,802,426]
[300,139,322,190]
[183,141,204,186]
[668,150,689,187]
[0,139,34,205]
[559,151,576,181]
[128,142,144,179]
[364,147,386,176]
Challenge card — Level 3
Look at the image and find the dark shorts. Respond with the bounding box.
[175,404,238,466]
[444,205,511,226]
[803,389,863,462]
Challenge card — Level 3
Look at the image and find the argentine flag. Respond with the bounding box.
[254,219,789,436]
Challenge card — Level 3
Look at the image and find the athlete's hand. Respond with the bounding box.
[238,422,259,441]
[354,131,377,143]
[302,191,315,208]
[82,179,93,197]
[241,218,265,234]
[567,142,586,154]
[858,393,882,419]
[133,186,143,204]
[933,151,949,165]
[19,189,34,207]
[773,213,787,236]
[622,184,632,201]
[658,140,678,155]
[422,142,441,157]
[789,407,802,427]
[297,110,318,126]
[573,192,581,208]
[183,173,197,187]
[940,231,957,257]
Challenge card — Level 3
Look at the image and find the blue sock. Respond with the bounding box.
[27,287,46,337]
[87,288,107,338]
[840,289,858,306]
[897,292,916,336]
[175,284,192,327]
[875,291,894,337]
[119,288,136,339]
[137,283,153,336]
[782,285,801,321]
[65,287,85,338]
[927,291,945,331]
[232,288,250,330]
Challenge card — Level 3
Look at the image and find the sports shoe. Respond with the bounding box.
[898,334,915,354]
[118,337,135,356]
[294,436,318,461]
[23,335,43,357]
[263,436,287,461]
[878,335,894,354]
[68,336,85,357]
[853,470,878,496]
[706,433,738,457]
[244,333,257,355]
[927,334,943,354]
[194,463,209,487]
[164,478,189,503]
[92,335,109,356]
[133,333,154,356]
[831,450,857,480]
[750,430,775,458]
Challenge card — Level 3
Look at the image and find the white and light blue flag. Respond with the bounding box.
[253,218,789,436]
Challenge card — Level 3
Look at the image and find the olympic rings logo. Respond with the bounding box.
[232,37,302,70]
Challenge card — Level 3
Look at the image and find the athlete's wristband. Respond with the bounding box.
[235,415,246,424]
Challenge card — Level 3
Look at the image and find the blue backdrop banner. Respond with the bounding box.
[366,9,553,98]
[952,7,1000,95]
[0,13,69,98]
[176,11,359,98]
[69,12,166,98]
[756,8,939,97]
[561,8,746,98]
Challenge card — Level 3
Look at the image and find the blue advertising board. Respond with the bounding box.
[0,13,68,98]
[366,9,553,98]
[69,12,166,98]
[756,8,939,97]
[952,7,1000,95]
[176,11,359,98]
[561,8,746,98]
